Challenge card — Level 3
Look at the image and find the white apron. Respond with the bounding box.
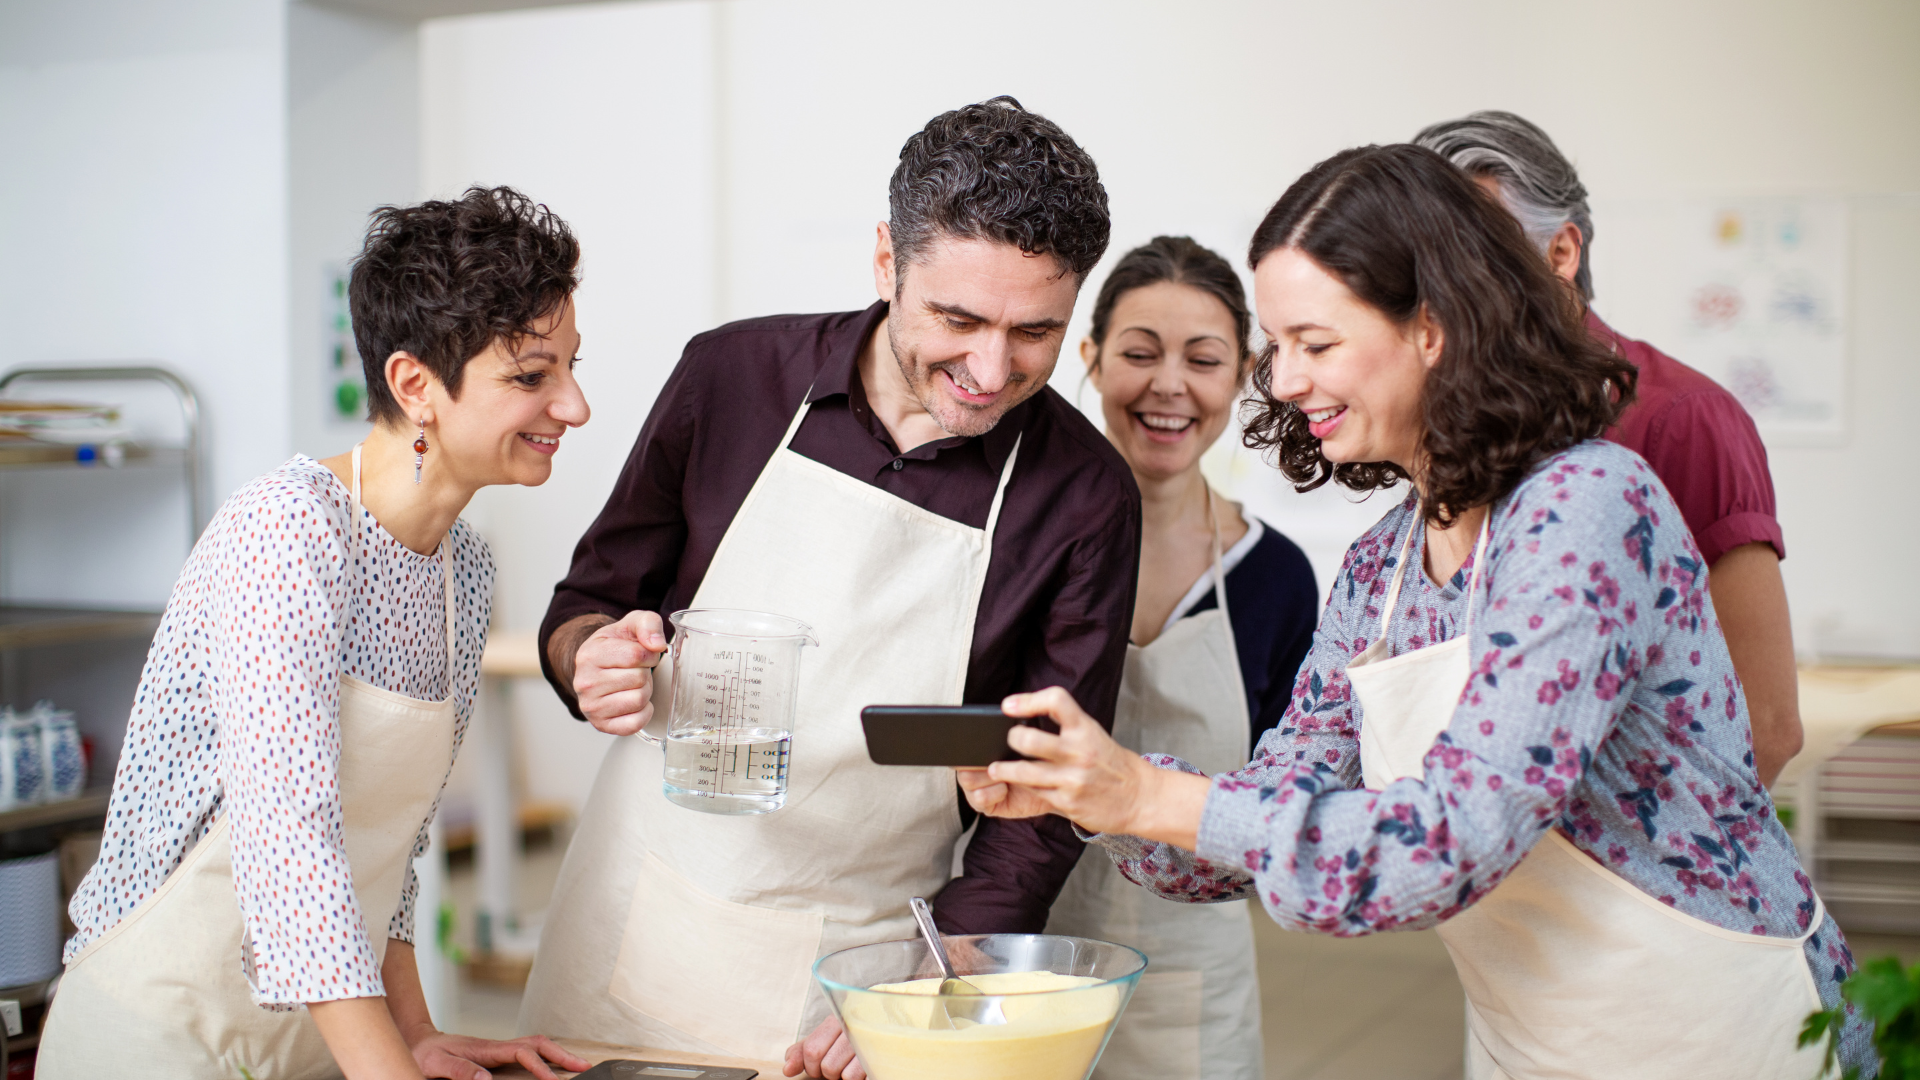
[1045,491,1262,1080]
[520,394,1021,1062]
[1347,509,1830,1080]
[38,445,460,1080]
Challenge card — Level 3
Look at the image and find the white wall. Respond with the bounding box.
[423,0,1920,680]
[287,0,420,462]
[420,0,723,807]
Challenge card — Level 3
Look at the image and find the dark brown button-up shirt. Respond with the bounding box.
[540,301,1141,933]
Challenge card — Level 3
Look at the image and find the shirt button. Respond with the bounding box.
[892,459,904,471]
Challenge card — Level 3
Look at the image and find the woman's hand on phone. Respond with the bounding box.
[952,688,1143,836]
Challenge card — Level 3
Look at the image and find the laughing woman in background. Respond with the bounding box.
[38,188,593,1080]
[1043,237,1316,1080]
[962,146,1870,1079]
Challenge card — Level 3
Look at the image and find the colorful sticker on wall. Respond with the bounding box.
[1590,197,1848,443]
[327,265,367,421]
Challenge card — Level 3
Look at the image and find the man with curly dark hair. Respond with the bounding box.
[522,98,1138,1078]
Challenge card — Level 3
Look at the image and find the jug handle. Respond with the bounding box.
[633,647,672,745]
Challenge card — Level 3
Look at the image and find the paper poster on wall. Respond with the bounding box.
[1590,197,1848,443]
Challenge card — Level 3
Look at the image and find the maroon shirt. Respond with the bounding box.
[1592,313,1784,565]
[541,301,1141,933]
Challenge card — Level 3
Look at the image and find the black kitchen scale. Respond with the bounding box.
[572,1061,758,1080]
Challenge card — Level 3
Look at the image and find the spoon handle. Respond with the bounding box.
[908,896,957,980]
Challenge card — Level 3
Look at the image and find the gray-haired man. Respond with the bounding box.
[1415,111,1803,787]
[522,97,1139,1079]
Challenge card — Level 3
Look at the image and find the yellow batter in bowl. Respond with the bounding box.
[839,971,1122,1080]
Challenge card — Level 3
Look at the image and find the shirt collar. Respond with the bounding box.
[815,300,1027,471]
[1584,308,1624,352]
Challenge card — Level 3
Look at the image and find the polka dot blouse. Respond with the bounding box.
[64,455,493,1009]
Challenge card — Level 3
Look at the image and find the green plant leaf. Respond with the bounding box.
[1801,1005,1841,1075]
[1844,957,1920,1026]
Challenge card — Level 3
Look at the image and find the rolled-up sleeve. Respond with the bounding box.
[1637,391,1782,566]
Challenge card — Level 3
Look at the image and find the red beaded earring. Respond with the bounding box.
[413,422,429,484]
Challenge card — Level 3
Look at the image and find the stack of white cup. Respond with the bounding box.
[0,703,84,812]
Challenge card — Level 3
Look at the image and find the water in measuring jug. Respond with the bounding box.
[662,725,791,814]
[659,610,816,815]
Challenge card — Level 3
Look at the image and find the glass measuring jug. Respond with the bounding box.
[653,608,818,815]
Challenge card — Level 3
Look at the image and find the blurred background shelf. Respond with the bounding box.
[0,789,111,835]
[1780,666,1920,935]
[0,606,162,652]
[0,445,187,471]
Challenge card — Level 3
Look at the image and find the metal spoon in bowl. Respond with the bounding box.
[908,896,1007,1028]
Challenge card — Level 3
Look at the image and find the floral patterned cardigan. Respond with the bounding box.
[1094,439,1871,1069]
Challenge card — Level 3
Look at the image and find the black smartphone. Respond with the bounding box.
[861,704,1045,767]
[571,1061,757,1080]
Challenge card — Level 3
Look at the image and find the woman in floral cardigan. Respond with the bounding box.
[960,145,1869,1079]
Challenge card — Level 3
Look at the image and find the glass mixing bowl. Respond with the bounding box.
[814,933,1146,1080]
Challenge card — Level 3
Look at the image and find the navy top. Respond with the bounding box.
[1180,518,1319,756]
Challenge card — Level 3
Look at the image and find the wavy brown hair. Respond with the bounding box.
[1240,144,1635,526]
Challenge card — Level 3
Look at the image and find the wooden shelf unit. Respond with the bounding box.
[1804,729,1920,934]
[0,788,111,835]
[0,605,162,652]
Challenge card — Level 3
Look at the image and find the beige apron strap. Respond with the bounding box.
[777,381,1023,547]
[1202,485,1230,626]
[440,537,455,661]
[1457,514,1492,642]
[1371,510,1423,649]
[981,434,1022,543]
[778,391,816,451]
[1372,503,1491,657]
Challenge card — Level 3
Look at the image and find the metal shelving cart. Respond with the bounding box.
[0,365,205,1069]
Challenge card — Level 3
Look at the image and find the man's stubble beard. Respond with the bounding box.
[885,316,1034,439]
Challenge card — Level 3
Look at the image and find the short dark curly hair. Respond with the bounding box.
[1240,144,1635,527]
[889,95,1110,284]
[349,185,580,425]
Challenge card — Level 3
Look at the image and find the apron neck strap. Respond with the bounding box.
[981,434,1021,540]
[1376,507,1420,629]
[349,441,457,658]
[779,387,816,451]
[1458,511,1491,641]
[1375,502,1491,646]
[779,383,1024,542]
[1203,484,1231,625]
[440,538,456,658]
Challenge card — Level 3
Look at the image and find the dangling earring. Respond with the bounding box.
[413,422,429,484]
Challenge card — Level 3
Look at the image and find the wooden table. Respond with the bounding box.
[489,1039,786,1079]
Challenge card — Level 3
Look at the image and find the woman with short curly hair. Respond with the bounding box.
[40,187,594,1080]
[960,145,1867,1078]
